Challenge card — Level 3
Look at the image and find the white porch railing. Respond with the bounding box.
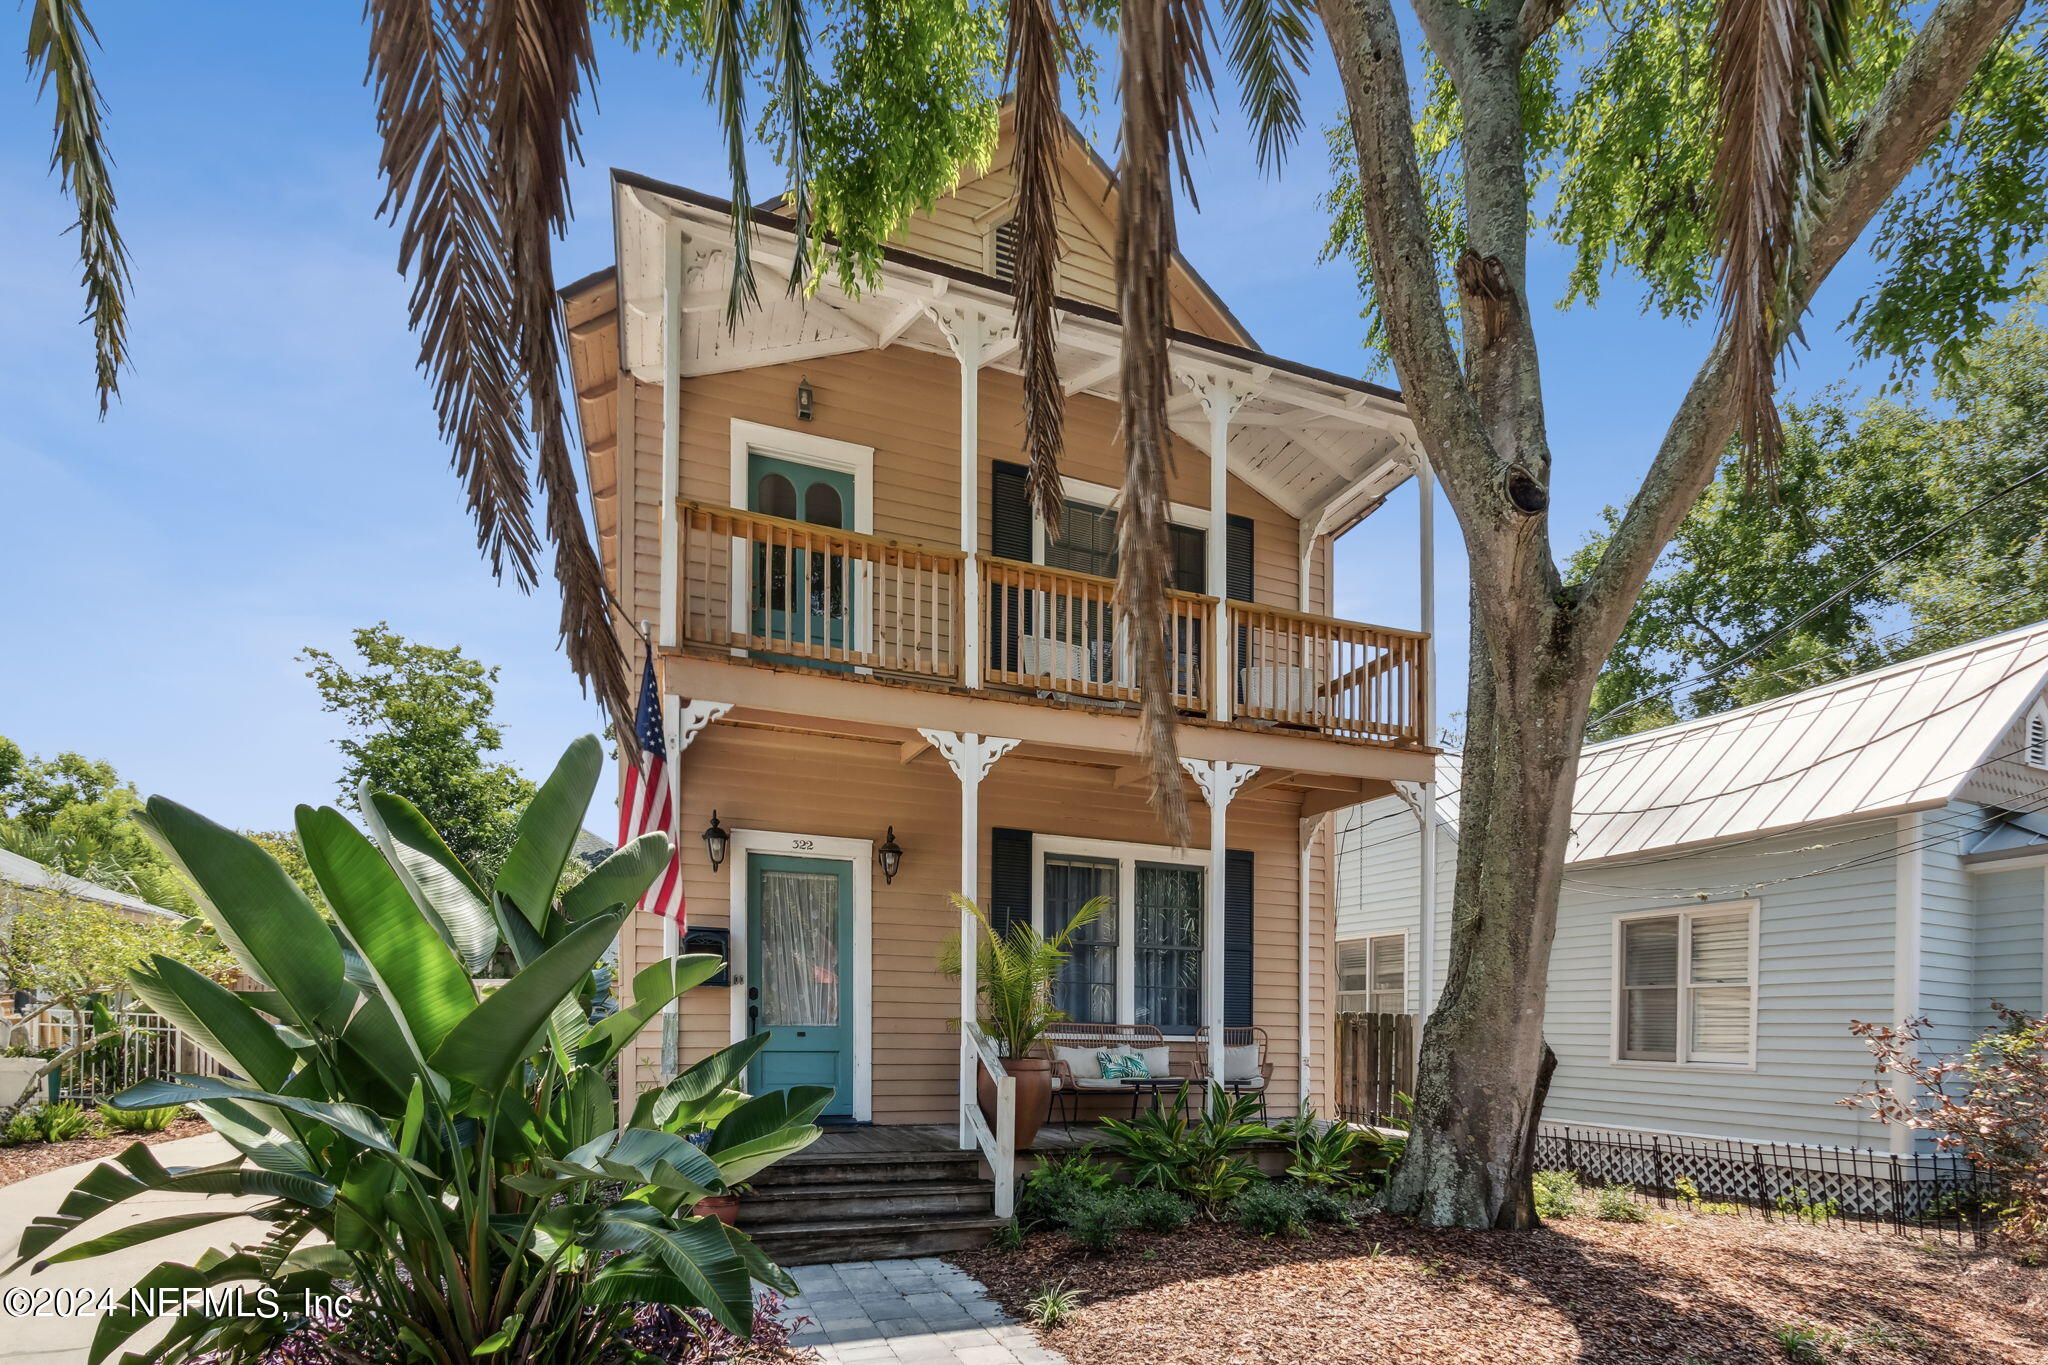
[961,1022,1016,1219]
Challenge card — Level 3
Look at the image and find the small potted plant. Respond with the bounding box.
[940,893,1106,1151]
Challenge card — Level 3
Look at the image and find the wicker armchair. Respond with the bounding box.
[1036,1022,1186,1124]
[1193,1026,1274,1117]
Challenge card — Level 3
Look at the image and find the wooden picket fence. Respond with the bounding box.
[1335,1010,1416,1126]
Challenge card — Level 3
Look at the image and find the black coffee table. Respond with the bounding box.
[1117,1076,1192,1119]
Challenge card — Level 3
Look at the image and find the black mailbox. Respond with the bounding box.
[679,925,732,986]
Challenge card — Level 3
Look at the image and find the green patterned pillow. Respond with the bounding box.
[1098,1048,1151,1081]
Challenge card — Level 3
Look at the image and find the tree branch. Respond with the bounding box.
[1576,0,2024,653]
[1317,0,1495,509]
[1516,0,1577,45]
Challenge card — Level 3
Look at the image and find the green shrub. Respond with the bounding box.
[1770,1323,1835,1364]
[990,1218,1024,1251]
[96,1102,182,1134]
[1533,1169,1581,1218]
[1065,1190,1135,1250]
[1595,1183,1649,1222]
[1774,1187,1841,1223]
[1098,1084,1272,1211]
[35,1101,91,1143]
[1027,1281,1081,1328]
[1230,1180,1310,1237]
[1278,1106,1376,1193]
[1,1109,41,1147]
[1018,1161,1108,1232]
[1122,1185,1193,1233]
[1298,1185,1356,1227]
[1674,1174,1740,1215]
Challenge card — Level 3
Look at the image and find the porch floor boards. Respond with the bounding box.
[803,1122,1109,1160]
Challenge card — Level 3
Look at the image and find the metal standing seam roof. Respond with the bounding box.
[0,847,181,918]
[1402,620,2048,865]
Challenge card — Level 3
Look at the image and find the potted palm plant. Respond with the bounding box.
[940,892,1106,1151]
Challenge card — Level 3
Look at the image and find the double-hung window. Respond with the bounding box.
[1615,905,1757,1066]
[1036,838,1207,1035]
[1336,935,1406,1014]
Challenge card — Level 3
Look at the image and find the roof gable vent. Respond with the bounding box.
[2027,700,2048,769]
[990,218,1020,282]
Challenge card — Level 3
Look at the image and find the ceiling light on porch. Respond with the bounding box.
[796,376,814,422]
[877,826,905,884]
[702,811,730,872]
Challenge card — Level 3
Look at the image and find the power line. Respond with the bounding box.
[1589,459,2048,731]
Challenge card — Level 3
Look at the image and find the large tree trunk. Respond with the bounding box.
[1382,589,1592,1228]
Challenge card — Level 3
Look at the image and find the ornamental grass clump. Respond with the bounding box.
[7,737,825,1365]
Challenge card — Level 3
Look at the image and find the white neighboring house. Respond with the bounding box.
[1336,621,2048,1153]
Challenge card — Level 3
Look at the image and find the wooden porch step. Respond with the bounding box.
[754,1149,984,1188]
[742,1178,994,1226]
[739,1213,1009,1266]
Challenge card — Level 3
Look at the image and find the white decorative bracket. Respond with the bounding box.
[1180,758,1260,809]
[926,303,1015,369]
[1175,366,1262,424]
[673,700,734,755]
[921,730,1022,786]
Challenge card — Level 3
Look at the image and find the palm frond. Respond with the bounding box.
[368,0,630,738]
[703,0,760,323]
[1219,0,1313,173]
[1708,0,1856,483]
[27,0,129,414]
[1114,0,1212,845]
[367,0,539,587]
[764,0,813,292]
[1008,0,1070,535]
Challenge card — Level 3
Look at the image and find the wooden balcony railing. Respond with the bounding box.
[678,500,964,679]
[983,556,1210,713]
[674,500,1427,746]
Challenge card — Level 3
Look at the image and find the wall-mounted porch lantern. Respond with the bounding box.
[701,811,730,872]
[796,376,814,422]
[877,827,905,884]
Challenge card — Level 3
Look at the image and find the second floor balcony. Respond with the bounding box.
[676,499,1429,747]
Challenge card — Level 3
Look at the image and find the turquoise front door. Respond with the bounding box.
[747,852,854,1119]
[747,452,856,662]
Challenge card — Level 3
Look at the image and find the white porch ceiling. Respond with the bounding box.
[613,179,1418,525]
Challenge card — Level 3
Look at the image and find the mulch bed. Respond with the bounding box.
[954,1209,2048,1364]
[0,1117,211,1188]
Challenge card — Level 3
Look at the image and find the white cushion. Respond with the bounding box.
[1053,1046,1102,1081]
[1223,1044,1262,1083]
[1140,1046,1172,1078]
[1075,1077,1131,1091]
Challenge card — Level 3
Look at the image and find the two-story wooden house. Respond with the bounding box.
[561,111,1436,1257]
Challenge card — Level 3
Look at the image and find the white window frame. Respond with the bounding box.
[1609,901,1760,1071]
[1336,932,1409,1014]
[727,419,878,666]
[1030,833,1207,1033]
[1028,475,1209,567]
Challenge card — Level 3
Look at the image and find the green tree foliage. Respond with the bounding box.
[300,624,537,885]
[0,737,192,913]
[1574,289,2048,742]
[1323,4,2048,389]
[0,887,239,1028]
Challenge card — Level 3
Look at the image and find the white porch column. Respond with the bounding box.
[1416,451,1439,1017]
[1183,371,1256,721]
[921,729,1022,1147]
[654,696,734,1078]
[931,306,1014,691]
[1181,758,1260,1087]
[658,225,685,648]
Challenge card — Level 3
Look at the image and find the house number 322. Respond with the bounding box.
[790,838,814,851]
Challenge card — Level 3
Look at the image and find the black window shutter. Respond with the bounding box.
[1224,849,1254,1029]
[1169,524,1207,593]
[1226,514,1254,604]
[991,460,1032,562]
[990,827,1034,939]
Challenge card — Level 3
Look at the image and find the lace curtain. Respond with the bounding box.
[758,869,840,1027]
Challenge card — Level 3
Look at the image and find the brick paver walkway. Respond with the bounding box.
[786,1258,1067,1365]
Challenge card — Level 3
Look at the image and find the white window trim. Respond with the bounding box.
[1030,832,1207,1033]
[1608,901,1760,1072]
[1335,930,1410,1015]
[724,828,874,1123]
[727,419,878,666]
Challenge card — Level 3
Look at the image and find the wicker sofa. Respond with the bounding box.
[1037,1022,1199,1124]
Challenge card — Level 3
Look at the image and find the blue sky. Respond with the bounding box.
[0,4,1890,830]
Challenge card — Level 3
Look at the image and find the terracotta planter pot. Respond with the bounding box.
[696,1193,740,1225]
[977,1055,1052,1153]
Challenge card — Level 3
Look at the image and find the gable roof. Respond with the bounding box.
[1392,621,2048,864]
[0,848,180,919]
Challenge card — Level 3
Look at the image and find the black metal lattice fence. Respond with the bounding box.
[1535,1124,2000,1241]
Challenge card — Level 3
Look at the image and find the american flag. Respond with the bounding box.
[618,649,685,921]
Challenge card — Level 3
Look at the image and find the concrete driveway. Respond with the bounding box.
[0,1133,256,1365]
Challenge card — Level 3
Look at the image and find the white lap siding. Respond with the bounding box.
[1973,866,2045,1018]
[1544,820,1902,1148]
[1333,794,1450,1015]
